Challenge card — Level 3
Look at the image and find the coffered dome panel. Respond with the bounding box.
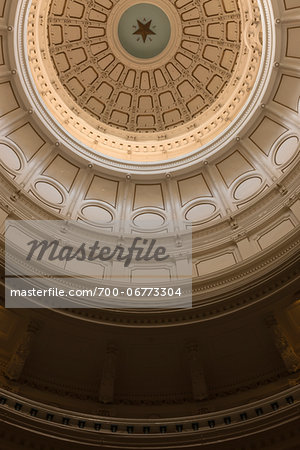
[25,0,264,161]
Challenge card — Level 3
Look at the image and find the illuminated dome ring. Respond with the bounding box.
[13,0,276,172]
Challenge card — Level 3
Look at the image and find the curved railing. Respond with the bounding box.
[0,385,299,438]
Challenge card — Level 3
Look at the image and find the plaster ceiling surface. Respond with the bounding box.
[0,0,299,320]
[26,0,265,162]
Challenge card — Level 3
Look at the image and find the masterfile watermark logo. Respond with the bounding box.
[25,237,170,267]
[5,220,192,309]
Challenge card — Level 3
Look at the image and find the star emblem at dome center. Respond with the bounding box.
[133,19,156,42]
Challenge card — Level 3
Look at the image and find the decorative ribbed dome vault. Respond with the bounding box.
[0,0,300,448]
[27,0,264,162]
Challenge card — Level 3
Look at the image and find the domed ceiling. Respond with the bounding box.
[0,0,299,319]
[1,1,300,448]
[28,0,263,161]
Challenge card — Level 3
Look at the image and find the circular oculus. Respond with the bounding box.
[118,3,171,59]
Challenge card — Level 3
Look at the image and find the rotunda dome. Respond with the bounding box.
[26,0,266,163]
[0,0,300,448]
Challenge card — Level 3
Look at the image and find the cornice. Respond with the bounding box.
[0,385,299,447]
[1,230,299,327]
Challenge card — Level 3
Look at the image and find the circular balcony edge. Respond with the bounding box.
[0,385,299,447]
